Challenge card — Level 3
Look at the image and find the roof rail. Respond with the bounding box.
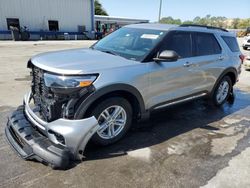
[179,24,228,32]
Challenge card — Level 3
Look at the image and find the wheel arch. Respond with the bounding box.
[74,84,147,120]
[210,67,238,97]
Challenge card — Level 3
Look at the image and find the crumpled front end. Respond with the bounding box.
[5,91,99,169]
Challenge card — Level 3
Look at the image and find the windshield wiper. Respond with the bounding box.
[100,50,119,56]
[97,49,129,60]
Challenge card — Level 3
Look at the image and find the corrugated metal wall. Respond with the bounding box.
[0,0,93,32]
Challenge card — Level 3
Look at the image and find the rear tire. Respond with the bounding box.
[243,46,248,50]
[89,97,132,146]
[212,76,232,106]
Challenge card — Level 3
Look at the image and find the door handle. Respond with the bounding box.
[183,62,193,67]
[218,56,225,61]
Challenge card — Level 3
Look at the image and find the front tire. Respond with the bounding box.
[212,76,232,106]
[89,97,132,146]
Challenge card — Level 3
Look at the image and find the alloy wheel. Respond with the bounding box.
[97,105,127,139]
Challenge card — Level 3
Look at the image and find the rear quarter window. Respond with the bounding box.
[222,36,240,52]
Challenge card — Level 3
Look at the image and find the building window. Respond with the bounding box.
[78,25,86,33]
[48,20,59,31]
[6,18,20,30]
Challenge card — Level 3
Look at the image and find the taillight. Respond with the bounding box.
[239,54,245,64]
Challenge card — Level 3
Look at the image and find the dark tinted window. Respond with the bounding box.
[195,33,221,56]
[48,20,59,31]
[162,32,193,58]
[222,36,240,52]
[6,18,20,30]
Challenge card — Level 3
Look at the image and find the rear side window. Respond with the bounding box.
[195,33,221,56]
[222,36,240,52]
[162,31,192,58]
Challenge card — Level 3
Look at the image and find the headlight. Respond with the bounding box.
[44,73,97,88]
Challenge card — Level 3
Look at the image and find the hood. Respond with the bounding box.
[31,48,137,75]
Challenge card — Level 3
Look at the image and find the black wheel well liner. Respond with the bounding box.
[74,84,146,120]
[210,67,238,96]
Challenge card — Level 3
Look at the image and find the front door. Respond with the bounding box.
[146,31,205,109]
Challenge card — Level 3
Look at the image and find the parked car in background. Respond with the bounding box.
[244,56,250,70]
[243,35,250,50]
[6,24,243,169]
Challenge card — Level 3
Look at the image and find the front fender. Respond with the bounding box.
[74,83,146,119]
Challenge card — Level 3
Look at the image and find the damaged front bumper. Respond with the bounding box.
[5,91,100,169]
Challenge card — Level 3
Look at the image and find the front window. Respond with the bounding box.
[93,27,166,61]
[160,31,193,58]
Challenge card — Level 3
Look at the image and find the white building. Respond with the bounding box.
[0,0,95,39]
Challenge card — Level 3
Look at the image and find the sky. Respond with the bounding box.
[99,0,250,22]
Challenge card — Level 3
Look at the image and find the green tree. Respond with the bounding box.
[198,18,208,25]
[216,16,227,28]
[231,18,240,29]
[182,20,193,25]
[237,19,250,29]
[95,0,108,16]
[193,16,201,24]
[160,17,181,25]
[160,16,174,24]
[160,15,250,29]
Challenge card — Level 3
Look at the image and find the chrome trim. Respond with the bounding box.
[154,93,207,110]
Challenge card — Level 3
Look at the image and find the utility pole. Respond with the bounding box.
[158,0,163,22]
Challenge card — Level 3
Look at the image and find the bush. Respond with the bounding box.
[237,31,247,37]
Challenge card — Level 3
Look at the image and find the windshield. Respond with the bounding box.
[92,27,166,61]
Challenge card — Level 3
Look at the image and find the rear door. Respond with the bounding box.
[190,32,224,93]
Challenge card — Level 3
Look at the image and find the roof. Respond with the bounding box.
[125,23,178,31]
[125,23,235,36]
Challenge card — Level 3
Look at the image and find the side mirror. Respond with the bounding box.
[153,50,179,62]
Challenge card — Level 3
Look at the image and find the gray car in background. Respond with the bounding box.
[5,24,243,169]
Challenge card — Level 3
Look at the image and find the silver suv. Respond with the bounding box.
[6,24,243,169]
